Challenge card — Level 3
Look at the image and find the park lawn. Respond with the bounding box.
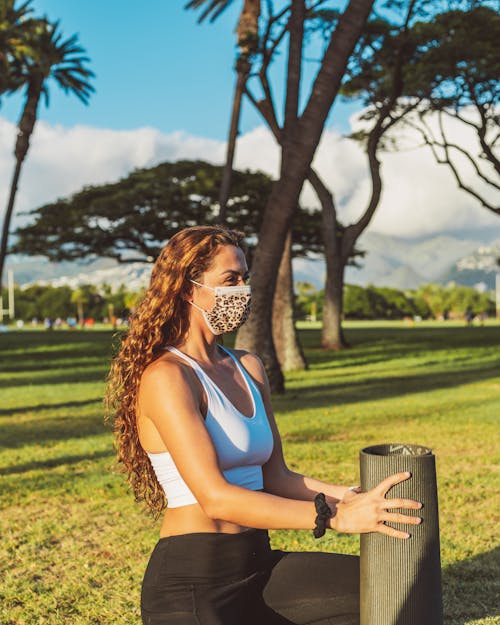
[0,323,499,625]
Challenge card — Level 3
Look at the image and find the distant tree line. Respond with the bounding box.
[295,282,494,321]
[3,281,494,325]
[6,284,135,325]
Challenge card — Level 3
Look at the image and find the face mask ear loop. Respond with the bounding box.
[190,279,214,291]
[188,279,213,313]
[188,300,208,314]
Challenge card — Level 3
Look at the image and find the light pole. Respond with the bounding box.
[496,257,500,320]
[0,269,15,323]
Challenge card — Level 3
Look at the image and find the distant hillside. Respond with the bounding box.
[345,231,495,287]
[439,242,500,290]
[294,231,499,291]
[7,256,118,286]
[10,229,500,292]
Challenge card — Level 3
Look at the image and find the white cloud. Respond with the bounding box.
[0,119,225,225]
[0,112,498,238]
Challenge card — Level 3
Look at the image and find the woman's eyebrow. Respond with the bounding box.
[220,269,250,276]
[220,269,250,277]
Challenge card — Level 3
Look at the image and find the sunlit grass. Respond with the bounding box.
[1,323,499,624]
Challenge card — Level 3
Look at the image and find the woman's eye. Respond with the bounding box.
[224,275,249,285]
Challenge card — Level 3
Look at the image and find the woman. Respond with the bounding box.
[107,225,421,625]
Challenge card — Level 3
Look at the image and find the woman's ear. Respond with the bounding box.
[184,281,194,303]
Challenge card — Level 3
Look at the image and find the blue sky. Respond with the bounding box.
[1,0,497,243]
[1,0,359,139]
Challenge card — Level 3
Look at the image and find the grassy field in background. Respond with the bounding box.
[1,322,499,625]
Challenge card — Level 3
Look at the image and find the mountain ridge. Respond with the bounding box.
[8,230,500,292]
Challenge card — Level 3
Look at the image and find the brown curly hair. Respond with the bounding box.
[105,225,246,516]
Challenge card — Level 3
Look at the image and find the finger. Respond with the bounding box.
[380,512,422,526]
[376,523,411,540]
[375,472,411,496]
[384,498,422,510]
[343,489,358,502]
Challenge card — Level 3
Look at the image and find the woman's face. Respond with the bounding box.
[191,244,249,311]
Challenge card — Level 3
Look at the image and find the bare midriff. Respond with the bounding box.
[159,504,251,537]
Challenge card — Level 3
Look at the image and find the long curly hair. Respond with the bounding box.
[105,225,246,516]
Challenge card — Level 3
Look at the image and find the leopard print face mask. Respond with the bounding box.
[189,280,252,335]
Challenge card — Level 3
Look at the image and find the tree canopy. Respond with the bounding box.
[13,159,323,264]
[343,3,500,214]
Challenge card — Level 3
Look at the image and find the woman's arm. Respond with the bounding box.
[239,352,355,505]
[138,359,334,530]
[138,358,420,538]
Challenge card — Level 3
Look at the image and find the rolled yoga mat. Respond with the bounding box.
[359,443,443,625]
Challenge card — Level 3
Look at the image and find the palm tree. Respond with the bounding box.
[0,16,94,289]
[71,287,89,327]
[186,0,260,223]
[0,1,35,101]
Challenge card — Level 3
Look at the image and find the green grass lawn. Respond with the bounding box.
[1,322,499,625]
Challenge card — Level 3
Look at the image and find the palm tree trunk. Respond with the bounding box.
[0,161,22,291]
[272,229,307,370]
[218,0,259,223]
[218,59,250,224]
[0,81,41,290]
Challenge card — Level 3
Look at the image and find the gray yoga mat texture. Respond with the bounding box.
[359,443,443,625]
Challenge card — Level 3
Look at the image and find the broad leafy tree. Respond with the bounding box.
[0,13,94,290]
[308,0,427,348]
[300,1,497,349]
[398,5,500,215]
[13,159,323,264]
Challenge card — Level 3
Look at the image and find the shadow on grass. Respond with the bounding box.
[442,547,499,624]
[3,357,110,374]
[0,449,114,476]
[2,414,109,448]
[0,398,101,417]
[0,450,118,502]
[2,366,498,448]
[0,329,116,349]
[300,326,500,367]
[0,329,117,365]
[0,367,108,388]
[272,363,500,414]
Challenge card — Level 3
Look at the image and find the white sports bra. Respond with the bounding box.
[146,345,274,508]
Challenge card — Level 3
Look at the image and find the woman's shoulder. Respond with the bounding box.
[225,347,266,384]
[140,350,198,389]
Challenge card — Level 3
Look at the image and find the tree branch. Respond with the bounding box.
[245,84,282,139]
[441,107,500,175]
[436,111,500,215]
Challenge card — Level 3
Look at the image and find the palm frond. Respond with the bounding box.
[184,0,234,23]
[19,17,95,104]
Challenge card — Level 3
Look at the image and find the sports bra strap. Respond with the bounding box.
[166,345,258,405]
[217,345,259,393]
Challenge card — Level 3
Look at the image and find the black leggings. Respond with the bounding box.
[141,529,359,625]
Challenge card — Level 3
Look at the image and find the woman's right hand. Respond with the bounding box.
[330,472,422,539]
